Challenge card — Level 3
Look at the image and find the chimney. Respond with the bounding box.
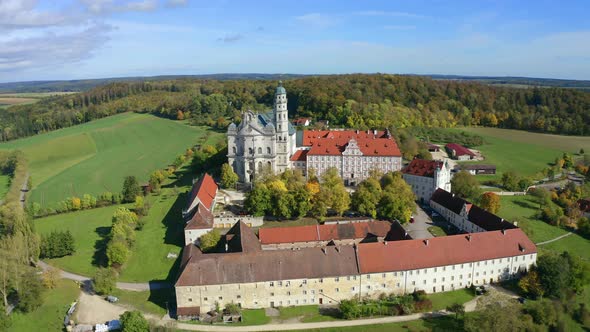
[373,129,377,135]
[467,234,472,242]
[424,239,429,246]
[501,229,506,235]
[513,221,518,227]
[225,243,229,252]
[384,241,388,246]
[321,248,327,255]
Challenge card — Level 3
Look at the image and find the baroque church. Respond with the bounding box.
[227,82,297,183]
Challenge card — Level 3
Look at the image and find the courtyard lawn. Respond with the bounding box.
[427,225,447,237]
[35,204,122,276]
[0,112,220,206]
[0,174,9,200]
[8,280,80,332]
[497,195,567,243]
[428,288,475,311]
[447,127,578,182]
[238,309,272,326]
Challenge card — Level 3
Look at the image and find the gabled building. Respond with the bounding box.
[445,143,475,161]
[175,222,536,316]
[297,129,402,186]
[183,173,218,245]
[293,118,311,127]
[430,189,517,233]
[459,164,496,175]
[258,220,411,250]
[402,159,451,203]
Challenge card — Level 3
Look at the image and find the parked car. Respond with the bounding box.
[106,295,119,303]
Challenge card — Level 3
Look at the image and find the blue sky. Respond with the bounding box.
[1,0,589,82]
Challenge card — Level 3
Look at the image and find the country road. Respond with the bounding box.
[19,172,30,208]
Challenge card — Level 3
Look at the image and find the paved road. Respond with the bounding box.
[403,203,433,239]
[37,261,172,291]
[174,297,479,331]
[536,232,573,245]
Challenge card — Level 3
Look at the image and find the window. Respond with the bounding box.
[335,277,339,282]
[423,280,426,285]
[434,268,437,272]
[336,288,340,292]
[249,148,253,154]
[287,291,291,296]
[366,285,371,290]
[302,279,307,285]
[382,284,386,288]
[433,278,436,283]
[271,293,274,296]
[382,273,386,278]
[232,147,236,154]
[278,281,282,287]
[367,275,371,280]
[412,281,416,285]
[237,295,241,299]
[219,296,223,300]
[258,147,262,154]
[188,298,192,302]
[270,282,274,287]
[442,277,445,282]
[351,287,355,291]
[267,147,271,154]
[319,278,324,283]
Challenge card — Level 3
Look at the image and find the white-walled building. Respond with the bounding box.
[183,173,218,245]
[430,188,518,233]
[402,159,451,203]
[175,223,536,318]
[227,82,297,183]
[296,130,402,186]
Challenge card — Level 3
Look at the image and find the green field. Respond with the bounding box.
[35,205,123,276]
[0,174,9,200]
[448,127,590,183]
[0,112,218,206]
[428,288,475,311]
[497,195,567,243]
[111,288,172,316]
[8,280,80,332]
[35,165,195,282]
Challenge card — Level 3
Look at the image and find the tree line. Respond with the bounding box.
[1,74,589,142]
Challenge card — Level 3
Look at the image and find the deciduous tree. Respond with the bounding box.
[220,163,238,189]
[120,310,149,332]
[93,268,117,295]
[450,170,481,201]
[479,192,501,214]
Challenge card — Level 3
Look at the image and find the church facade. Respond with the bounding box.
[227,82,297,183]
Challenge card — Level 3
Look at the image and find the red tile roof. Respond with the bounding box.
[290,149,309,162]
[293,118,310,125]
[358,228,536,273]
[258,221,394,244]
[302,130,401,157]
[176,227,536,287]
[187,173,217,211]
[402,159,444,178]
[445,143,475,157]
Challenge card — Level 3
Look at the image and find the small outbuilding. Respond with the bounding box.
[445,143,475,160]
[459,164,496,175]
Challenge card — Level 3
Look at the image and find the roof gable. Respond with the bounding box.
[402,159,444,178]
[187,173,218,212]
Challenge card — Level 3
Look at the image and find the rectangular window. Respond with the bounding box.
[237,295,241,299]
[303,290,307,295]
[336,288,339,292]
[382,273,386,278]
[334,277,339,282]
[204,297,208,301]
[219,296,223,300]
[366,275,371,279]
[188,298,192,302]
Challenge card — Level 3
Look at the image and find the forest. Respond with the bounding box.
[1,74,589,142]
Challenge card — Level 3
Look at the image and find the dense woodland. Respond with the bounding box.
[1,74,589,142]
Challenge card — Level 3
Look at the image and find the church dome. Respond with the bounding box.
[276,81,286,95]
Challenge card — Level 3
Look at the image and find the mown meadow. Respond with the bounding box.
[0,112,219,207]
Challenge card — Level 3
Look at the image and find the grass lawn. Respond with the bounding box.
[427,225,447,237]
[8,280,80,332]
[111,288,173,317]
[238,309,272,325]
[35,204,123,276]
[428,288,475,311]
[0,112,220,206]
[543,233,590,261]
[117,188,186,282]
[497,195,567,243]
[0,174,9,200]
[278,305,340,323]
[448,127,572,182]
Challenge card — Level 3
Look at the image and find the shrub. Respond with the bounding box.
[93,268,117,295]
[414,299,432,312]
[120,310,149,332]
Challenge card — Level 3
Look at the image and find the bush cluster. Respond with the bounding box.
[40,230,75,258]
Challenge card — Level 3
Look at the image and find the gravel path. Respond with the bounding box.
[175,297,480,331]
[536,232,573,245]
[37,260,172,291]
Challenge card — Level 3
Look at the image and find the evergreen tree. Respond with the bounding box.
[122,176,141,203]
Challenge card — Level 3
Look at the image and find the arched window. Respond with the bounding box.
[258,147,262,154]
[249,148,253,155]
[232,147,236,154]
[278,136,282,141]
[267,147,271,154]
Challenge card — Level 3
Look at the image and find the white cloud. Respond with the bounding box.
[218,33,244,43]
[0,0,76,29]
[295,13,338,28]
[354,10,426,19]
[165,0,188,7]
[79,0,158,14]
